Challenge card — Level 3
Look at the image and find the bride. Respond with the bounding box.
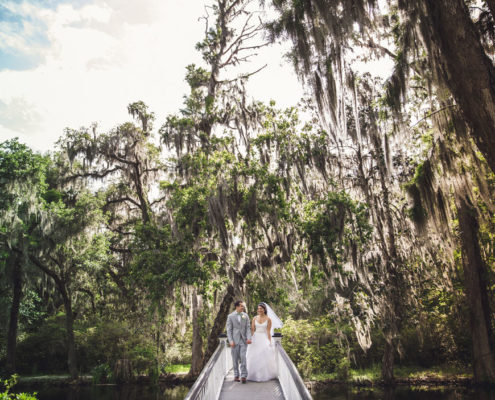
[246,302,283,382]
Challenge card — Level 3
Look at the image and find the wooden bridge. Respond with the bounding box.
[185,333,312,400]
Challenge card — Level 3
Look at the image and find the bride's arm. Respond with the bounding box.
[267,318,272,343]
[251,317,255,336]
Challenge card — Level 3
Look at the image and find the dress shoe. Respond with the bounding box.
[241,378,246,384]
[234,376,240,382]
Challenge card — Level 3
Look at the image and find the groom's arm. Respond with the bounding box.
[226,315,234,345]
[245,314,252,341]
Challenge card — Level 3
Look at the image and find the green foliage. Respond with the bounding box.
[18,290,46,333]
[246,276,292,317]
[0,138,48,194]
[0,138,48,251]
[78,320,156,375]
[400,281,472,367]
[129,223,208,304]
[164,364,191,374]
[16,314,67,374]
[300,191,371,271]
[90,363,112,384]
[281,317,350,379]
[185,64,211,89]
[15,316,158,376]
[0,375,37,400]
[127,101,155,132]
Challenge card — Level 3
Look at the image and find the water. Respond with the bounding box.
[16,384,495,400]
[313,385,495,400]
[17,384,190,400]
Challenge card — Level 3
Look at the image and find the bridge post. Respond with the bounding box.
[273,332,283,375]
[219,333,229,375]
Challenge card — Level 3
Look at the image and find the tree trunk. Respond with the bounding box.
[420,0,495,173]
[114,359,133,383]
[456,194,495,383]
[28,254,79,379]
[6,256,22,374]
[202,260,257,367]
[381,338,396,385]
[62,290,78,380]
[133,162,152,225]
[188,289,204,377]
[202,284,235,366]
[371,131,401,384]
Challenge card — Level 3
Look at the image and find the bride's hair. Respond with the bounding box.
[257,303,267,315]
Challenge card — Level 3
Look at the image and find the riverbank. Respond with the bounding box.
[10,364,475,389]
[308,364,474,390]
[11,364,192,387]
[14,374,195,388]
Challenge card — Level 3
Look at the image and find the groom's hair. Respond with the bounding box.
[234,300,243,308]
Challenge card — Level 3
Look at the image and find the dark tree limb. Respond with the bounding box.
[456,193,495,383]
[6,255,22,374]
[420,0,495,173]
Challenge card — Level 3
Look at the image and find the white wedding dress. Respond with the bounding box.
[246,319,277,381]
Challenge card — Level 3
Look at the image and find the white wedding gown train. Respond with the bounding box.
[246,320,277,381]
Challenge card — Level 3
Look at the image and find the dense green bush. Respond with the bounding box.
[78,320,159,375]
[15,316,157,376]
[90,363,112,384]
[281,316,350,379]
[15,314,67,374]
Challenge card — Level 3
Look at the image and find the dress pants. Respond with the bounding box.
[231,341,248,378]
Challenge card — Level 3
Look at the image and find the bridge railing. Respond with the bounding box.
[185,333,312,400]
[273,333,312,400]
[184,334,231,400]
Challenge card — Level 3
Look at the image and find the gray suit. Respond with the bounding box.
[226,311,252,378]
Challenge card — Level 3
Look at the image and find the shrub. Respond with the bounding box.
[281,316,350,379]
[15,314,67,374]
[90,363,112,384]
[0,375,37,400]
[78,320,156,375]
[16,317,157,376]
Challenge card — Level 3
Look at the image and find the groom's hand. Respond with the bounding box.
[247,339,252,344]
[230,341,235,347]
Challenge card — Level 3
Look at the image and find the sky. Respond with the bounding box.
[0,0,306,152]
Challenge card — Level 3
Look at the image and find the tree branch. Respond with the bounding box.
[64,166,121,182]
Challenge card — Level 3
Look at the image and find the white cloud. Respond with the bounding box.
[0,97,42,133]
[0,0,304,152]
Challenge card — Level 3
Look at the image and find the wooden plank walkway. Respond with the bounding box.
[219,370,285,400]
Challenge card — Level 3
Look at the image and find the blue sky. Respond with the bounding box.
[0,2,49,70]
[0,0,92,70]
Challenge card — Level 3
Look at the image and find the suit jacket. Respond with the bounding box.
[226,311,252,344]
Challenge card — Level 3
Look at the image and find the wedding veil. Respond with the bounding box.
[262,303,283,336]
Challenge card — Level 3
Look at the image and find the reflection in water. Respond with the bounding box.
[19,384,495,400]
[312,386,495,400]
[24,384,190,400]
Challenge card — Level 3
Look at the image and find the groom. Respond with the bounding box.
[226,300,252,383]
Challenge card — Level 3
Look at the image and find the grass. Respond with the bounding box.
[16,374,93,385]
[393,364,471,379]
[163,364,190,374]
[311,364,472,383]
[10,365,191,384]
[18,375,71,381]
